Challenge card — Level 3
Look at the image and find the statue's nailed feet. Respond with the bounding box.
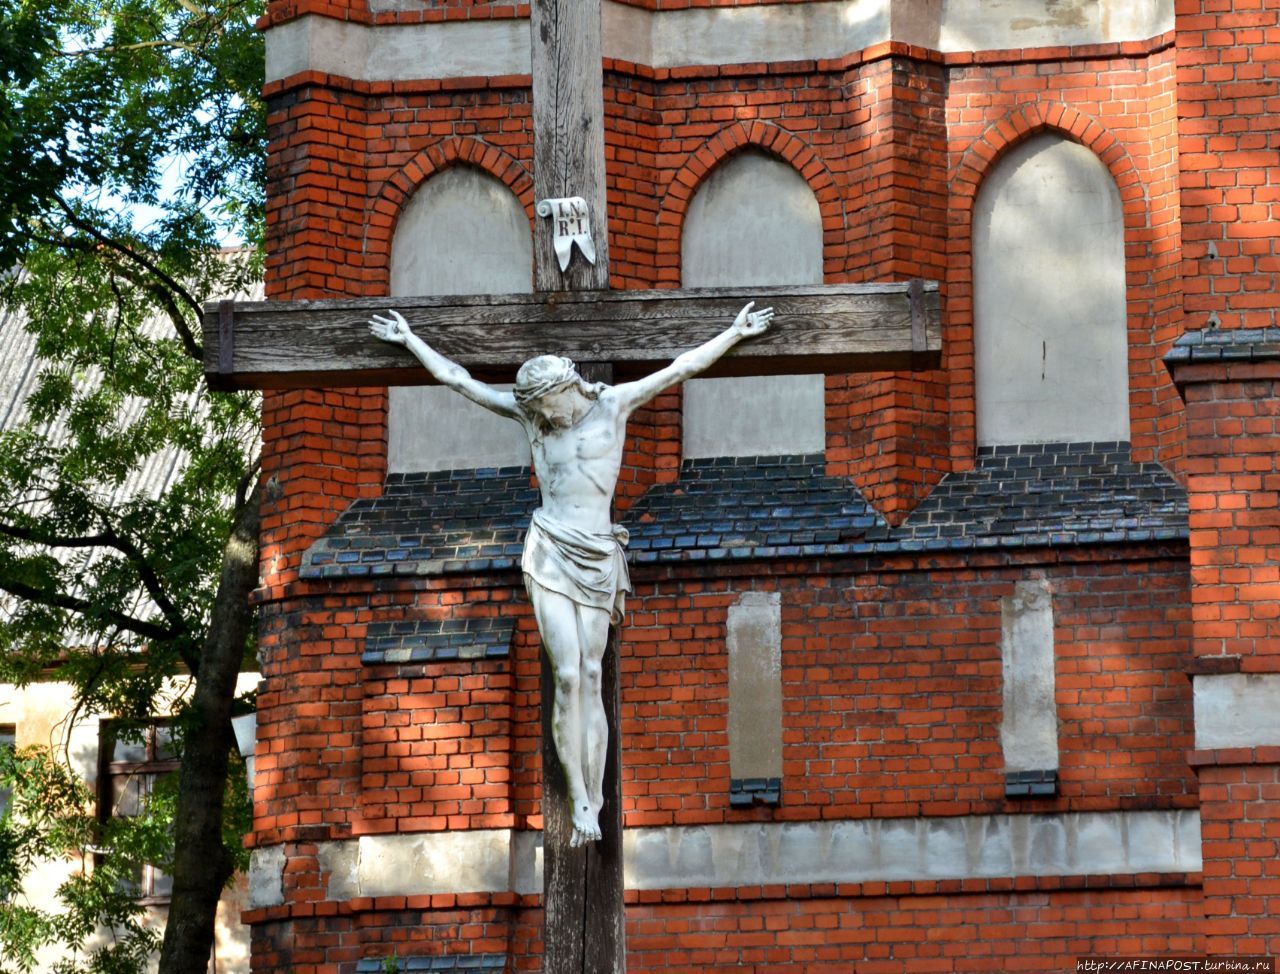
[570,803,602,847]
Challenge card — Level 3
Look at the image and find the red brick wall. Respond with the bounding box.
[1179,365,1280,660]
[627,886,1204,973]
[622,554,1194,825]
[1175,358,1280,954]
[248,4,1228,968]
[245,884,1204,972]
[261,42,1188,530]
[1194,757,1280,956]
[248,551,1193,854]
[1176,0,1280,334]
[259,388,387,589]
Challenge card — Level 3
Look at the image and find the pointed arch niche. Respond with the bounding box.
[973,133,1129,447]
[387,166,533,472]
[680,150,825,459]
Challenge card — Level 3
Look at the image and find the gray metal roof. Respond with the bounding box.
[0,262,262,630]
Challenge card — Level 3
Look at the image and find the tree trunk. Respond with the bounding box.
[157,481,261,974]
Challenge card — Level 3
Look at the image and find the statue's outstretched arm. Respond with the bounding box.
[370,310,521,419]
[612,302,773,415]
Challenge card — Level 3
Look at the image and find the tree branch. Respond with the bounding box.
[0,519,190,647]
[52,196,206,332]
[33,220,206,362]
[0,575,176,643]
[58,40,199,57]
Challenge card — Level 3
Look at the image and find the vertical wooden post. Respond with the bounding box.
[539,627,625,974]
[530,0,609,293]
[530,2,625,972]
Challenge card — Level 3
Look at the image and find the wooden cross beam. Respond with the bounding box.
[202,283,940,391]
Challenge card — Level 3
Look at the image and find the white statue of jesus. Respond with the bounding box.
[370,302,773,846]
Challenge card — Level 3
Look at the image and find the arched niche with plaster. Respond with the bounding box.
[973,133,1130,447]
[387,166,533,473]
[680,150,825,459]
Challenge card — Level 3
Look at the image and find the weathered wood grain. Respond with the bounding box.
[540,625,626,974]
[202,283,942,390]
[531,0,608,290]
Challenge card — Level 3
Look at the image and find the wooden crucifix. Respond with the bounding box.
[206,2,939,972]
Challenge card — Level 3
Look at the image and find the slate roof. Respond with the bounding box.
[879,442,1188,552]
[300,467,538,580]
[0,296,191,509]
[624,454,884,563]
[302,443,1188,581]
[361,616,515,665]
[354,956,506,974]
[1164,326,1280,365]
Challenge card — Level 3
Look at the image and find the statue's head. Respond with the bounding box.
[515,355,599,430]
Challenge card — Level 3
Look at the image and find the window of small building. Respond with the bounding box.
[0,724,14,817]
[98,721,179,902]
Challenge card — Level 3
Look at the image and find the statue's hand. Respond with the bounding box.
[733,302,774,338]
[369,309,410,346]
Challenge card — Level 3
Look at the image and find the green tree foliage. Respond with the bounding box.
[0,744,175,974]
[0,0,265,971]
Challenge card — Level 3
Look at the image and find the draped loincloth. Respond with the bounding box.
[521,509,631,625]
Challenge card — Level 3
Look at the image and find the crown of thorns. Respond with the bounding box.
[513,355,579,405]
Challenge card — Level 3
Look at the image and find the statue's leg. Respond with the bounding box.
[527,580,596,841]
[577,606,611,831]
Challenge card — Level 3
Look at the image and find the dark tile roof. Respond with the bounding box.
[623,454,884,563]
[878,442,1188,552]
[362,616,515,665]
[299,467,537,580]
[302,444,1187,581]
[1164,326,1280,364]
[355,956,506,974]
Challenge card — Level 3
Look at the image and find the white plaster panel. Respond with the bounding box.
[301,810,1199,901]
[248,846,286,909]
[973,133,1130,446]
[264,16,528,84]
[388,166,533,473]
[1194,673,1280,750]
[266,2,1174,84]
[682,152,823,291]
[1000,578,1059,771]
[640,0,890,69]
[727,592,783,780]
[682,374,825,459]
[623,810,1199,889]
[360,830,512,897]
[681,151,824,459]
[938,0,1173,53]
[318,829,519,901]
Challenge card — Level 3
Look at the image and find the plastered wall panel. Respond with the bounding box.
[388,167,533,473]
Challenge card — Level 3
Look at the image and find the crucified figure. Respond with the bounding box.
[370,302,773,846]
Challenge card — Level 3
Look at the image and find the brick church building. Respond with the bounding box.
[240,1,1280,970]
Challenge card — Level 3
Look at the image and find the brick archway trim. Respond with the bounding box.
[364,138,535,280]
[950,104,1148,230]
[656,121,844,286]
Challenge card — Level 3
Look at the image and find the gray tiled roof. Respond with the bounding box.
[0,262,262,625]
[300,467,537,580]
[354,955,506,974]
[882,442,1187,551]
[1164,326,1280,364]
[362,616,515,665]
[302,443,1188,581]
[624,454,884,563]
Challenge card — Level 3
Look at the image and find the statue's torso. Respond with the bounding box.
[526,391,624,533]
